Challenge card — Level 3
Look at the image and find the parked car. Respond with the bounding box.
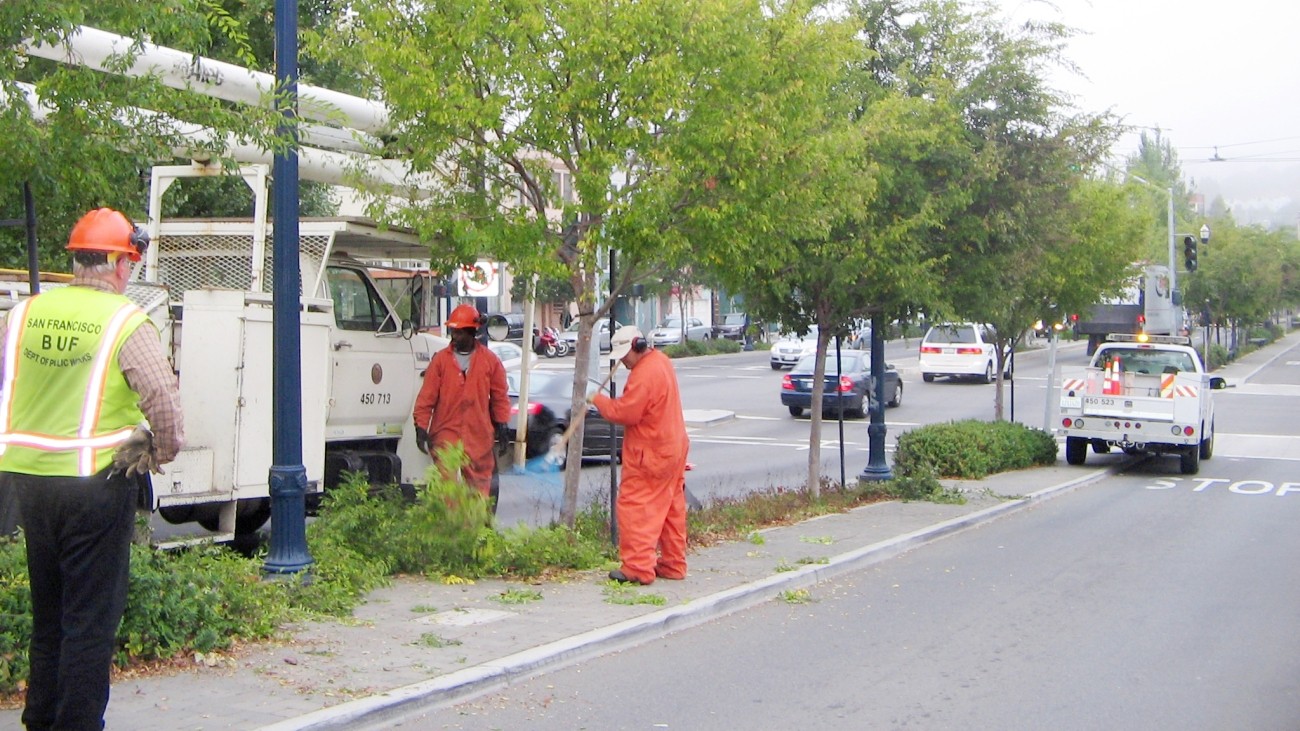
[559,319,620,353]
[504,369,622,467]
[846,322,872,349]
[917,322,1010,383]
[780,350,902,418]
[713,312,749,341]
[650,316,711,346]
[769,326,820,370]
[488,341,524,369]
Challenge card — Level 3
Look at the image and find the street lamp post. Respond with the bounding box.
[858,313,893,482]
[1126,174,1177,300]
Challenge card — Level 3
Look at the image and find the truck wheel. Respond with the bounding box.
[788,405,804,417]
[922,373,935,383]
[1199,423,1214,459]
[1065,437,1087,465]
[1180,445,1200,475]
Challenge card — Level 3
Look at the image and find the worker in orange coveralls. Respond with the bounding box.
[591,326,690,585]
[413,304,511,512]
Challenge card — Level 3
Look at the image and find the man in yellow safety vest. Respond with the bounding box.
[0,207,184,731]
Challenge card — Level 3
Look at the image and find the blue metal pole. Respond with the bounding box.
[859,313,893,481]
[263,0,313,575]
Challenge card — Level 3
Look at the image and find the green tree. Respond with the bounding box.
[0,1,338,270]
[1185,222,1290,345]
[332,0,863,523]
[852,0,1140,420]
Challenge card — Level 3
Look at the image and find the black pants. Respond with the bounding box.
[12,468,135,731]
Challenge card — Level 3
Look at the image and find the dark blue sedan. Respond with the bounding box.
[780,350,902,418]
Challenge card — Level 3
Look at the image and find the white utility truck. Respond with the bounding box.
[1058,334,1226,475]
[1072,264,1179,355]
[137,165,453,537]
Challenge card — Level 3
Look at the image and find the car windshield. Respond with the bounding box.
[724,314,746,325]
[925,325,977,344]
[793,352,864,373]
[660,317,685,328]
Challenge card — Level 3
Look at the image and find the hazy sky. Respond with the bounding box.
[993,0,1300,223]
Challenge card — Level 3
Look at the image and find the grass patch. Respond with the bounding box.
[491,588,543,605]
[685,480,891,548]
[602,584,667,606]
[779,589,812,604]
[415,632,463,649]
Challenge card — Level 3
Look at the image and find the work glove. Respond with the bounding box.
[415,426,431,456]
[494,422,510,456]
[112,425,163,478]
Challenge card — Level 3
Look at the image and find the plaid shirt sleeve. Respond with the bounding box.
[119,324,185,463]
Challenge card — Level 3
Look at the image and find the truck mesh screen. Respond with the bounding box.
[143,232,332,304]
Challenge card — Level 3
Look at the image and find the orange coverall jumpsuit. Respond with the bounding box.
[412,343,511,499]
[592,349,690,584]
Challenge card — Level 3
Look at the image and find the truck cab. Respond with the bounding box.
[143,214,450,535]
[1059,333,1226,474]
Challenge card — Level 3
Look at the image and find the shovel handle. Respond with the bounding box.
[553,363,620,452]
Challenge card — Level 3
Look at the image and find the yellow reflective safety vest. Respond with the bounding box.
[0,286,150,476]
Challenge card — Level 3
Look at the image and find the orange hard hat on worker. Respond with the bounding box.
[445,304,483,330]
[66,207,149,262]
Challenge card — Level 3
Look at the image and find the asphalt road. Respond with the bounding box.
[493,336,1092,522]
[425,340,1300,730]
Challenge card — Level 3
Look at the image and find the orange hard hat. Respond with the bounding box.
[66,208,149,262]
[446,304,482,330]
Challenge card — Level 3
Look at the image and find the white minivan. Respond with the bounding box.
[918,322,1009,383]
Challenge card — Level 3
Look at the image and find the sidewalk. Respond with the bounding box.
[4,330,1291,731]
[0,463,1116,731]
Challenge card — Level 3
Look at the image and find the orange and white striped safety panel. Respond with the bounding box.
[1174,385,1198,398]
[1160,373,1175,398]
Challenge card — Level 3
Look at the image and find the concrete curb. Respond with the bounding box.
[255,464,1118,731]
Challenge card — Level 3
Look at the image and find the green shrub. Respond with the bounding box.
[308,453,495,578]
[308,455,608,580]
[662,338,742,358]
[118,543,287,665]
[1205,342,1232,370]
[0,537,30,693]
[483,524,611,577]
[893,419,1058,480]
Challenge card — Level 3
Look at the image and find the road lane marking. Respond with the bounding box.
[1219,384,1300,397]
[1214,433,1300,460]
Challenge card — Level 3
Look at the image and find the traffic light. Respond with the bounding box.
[1183,235,1198,272]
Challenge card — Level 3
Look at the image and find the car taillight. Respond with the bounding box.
[838,376,853,392]
[510,402,543,416]
[956,347,982,355]
[920,346,942,354]
[781,375,794,390]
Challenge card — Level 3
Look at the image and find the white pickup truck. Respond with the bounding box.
[1058,334,1227,474]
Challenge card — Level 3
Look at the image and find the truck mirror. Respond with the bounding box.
[401,319,415,340]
